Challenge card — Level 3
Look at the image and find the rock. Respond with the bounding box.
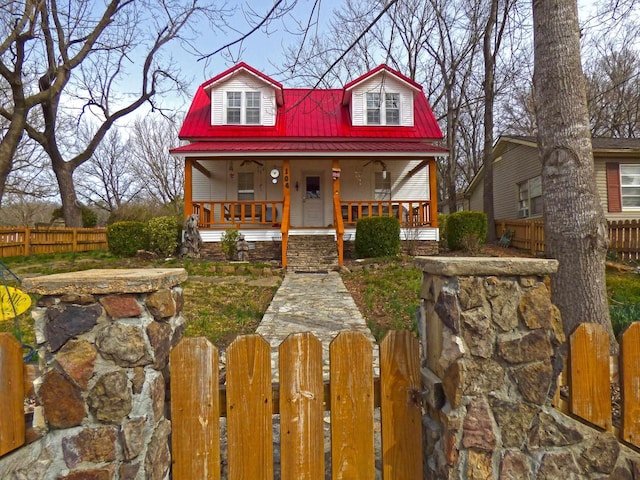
[490,399,537,448]
[462,359,505,396]
[468,449,494,479]
[459,277,485,310]
[578,432,620,474]
[119,462,141,480]
[58,466,115,480]
[55,340,97,389]
[121,417,146,460]
[435,290,460,333]
[147,321,172,369]
[486,278,520,332]
[461,307,494,358]
[145,418,171,480]
[462,398,496,451]
[95,323,151,367]
[146,288,176,320]
[497,330,552,364]
[99,295,142,319]
[88,371,132,424]
[60,293,96,305]
[499,450,531,480]
[62,427,117,468]
[512,362,554,405]
[536,452,581,479]
[528,412,583,448]
[132,367,145,394]
[519,284,554,330]
[45,304,102,352]
[40,370,85,428]
[149,372,166,422]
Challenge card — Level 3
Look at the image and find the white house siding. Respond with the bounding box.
[209,71,277,126]
[349,76,414,127]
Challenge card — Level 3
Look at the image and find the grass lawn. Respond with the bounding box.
[1,250,639,351]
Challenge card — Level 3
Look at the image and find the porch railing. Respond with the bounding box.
[192,201,284,228]
[340,200,432,227]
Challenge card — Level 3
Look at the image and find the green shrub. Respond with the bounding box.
[107,221,149,257]
[446,211,488,251]
[438,213,449,248]
[221,229,240,261]
[146,216,180,257]
[355,216,400,258]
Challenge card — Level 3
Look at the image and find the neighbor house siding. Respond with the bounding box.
[595,157,640,221]
[349,76,414,127]
[493,146,541,219]
[210,72,277,126]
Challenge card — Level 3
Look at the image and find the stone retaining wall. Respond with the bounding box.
[416,257,640,479]
[0,268,187,480]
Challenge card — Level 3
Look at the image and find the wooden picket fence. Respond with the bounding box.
[553,322,640,449]
[0,227,107,258]
[496,219,640,260]
[0,334,25,457]
[170,330,423,480]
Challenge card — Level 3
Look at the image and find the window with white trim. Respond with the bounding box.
[226,91,261,125]
[366,92,401,125]
[517,176,542,218]
[237,172,254,200]
[621,164,640,209]
[374,171,391,200]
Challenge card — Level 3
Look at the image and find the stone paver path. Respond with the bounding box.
[256,271,379,380]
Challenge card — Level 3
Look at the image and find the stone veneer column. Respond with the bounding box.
[416,257,639,479]
[15,268,187,480]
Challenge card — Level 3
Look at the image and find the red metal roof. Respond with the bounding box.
[171,140,448,155]
[177,64,445,150]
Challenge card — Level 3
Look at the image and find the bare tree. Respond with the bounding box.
[532,0,616,349]
[77,128,143,214]
[130,114,184,211]
[2,0,229,226]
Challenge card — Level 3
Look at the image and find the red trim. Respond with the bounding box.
[606,162,622,212]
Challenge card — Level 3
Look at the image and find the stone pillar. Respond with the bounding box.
[16,268,187,480]
[416,257,637,479]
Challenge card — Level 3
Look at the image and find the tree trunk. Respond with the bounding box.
[532,0,617,351]
[52,157,83,227]
[482,0,498,243]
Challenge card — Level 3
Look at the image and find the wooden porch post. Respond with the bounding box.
[184,158,193,221]
[333,159,344,266]
[428,159,439,228]
[281,159,291,269]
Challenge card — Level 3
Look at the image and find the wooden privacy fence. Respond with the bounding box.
[0,227,107,257]
[170,330,423,480]
[496,219,640,260]
[553,322,640,449]
[0,333,25,457]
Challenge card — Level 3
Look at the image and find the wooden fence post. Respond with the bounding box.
[330,331,374,480]
[279,333,324,480]
[0,333,25,456]
[621,323,640,446]
[23,228,30,257]
[380,330,423,479]
[170,337,220,480]
[569,323,612,430]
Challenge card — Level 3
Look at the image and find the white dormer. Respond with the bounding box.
[203,63,283,127]
[342,65,421,127]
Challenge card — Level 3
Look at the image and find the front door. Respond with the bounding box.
[303,175,324,226]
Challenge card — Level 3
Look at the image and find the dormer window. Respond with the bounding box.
[366,92,400,125]
[226,91,261,125]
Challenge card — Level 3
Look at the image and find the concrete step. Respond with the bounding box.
[286,235,338,272]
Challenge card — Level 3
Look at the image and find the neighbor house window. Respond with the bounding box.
[227,92,242,124]
[374,171,391,200]
[237,172,254,200]
[245,92,261,124]
[226,91,261,125]
[366,92,381,124]
[620,164,640,209]
[385,93,400,125]
[518,175,542,218]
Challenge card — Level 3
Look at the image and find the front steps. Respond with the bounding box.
[286,235,339,272]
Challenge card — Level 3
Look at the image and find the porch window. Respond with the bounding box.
[621,164,640,209]
[374,171,391,200]
[385,93,400,125]
[227,92,242,124]
[366,93,381,124]
[246,92,261,124]
[237,172,254,200]
[518,175,542,218]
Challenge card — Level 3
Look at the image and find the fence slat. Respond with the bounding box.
[226,334,273,480]
[279,333,324,480]
[330,331,374,480]
[380,331,423,479]
[621,323,640,447]
[569,323,612,430]
[0,333,25,456]
[170,337,220,480]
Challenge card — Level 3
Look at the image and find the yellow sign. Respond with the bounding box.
[0,286,31,321]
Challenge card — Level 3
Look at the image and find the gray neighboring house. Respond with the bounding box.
[466,136,640,221]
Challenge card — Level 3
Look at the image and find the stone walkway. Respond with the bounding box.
[255,271,379,381]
